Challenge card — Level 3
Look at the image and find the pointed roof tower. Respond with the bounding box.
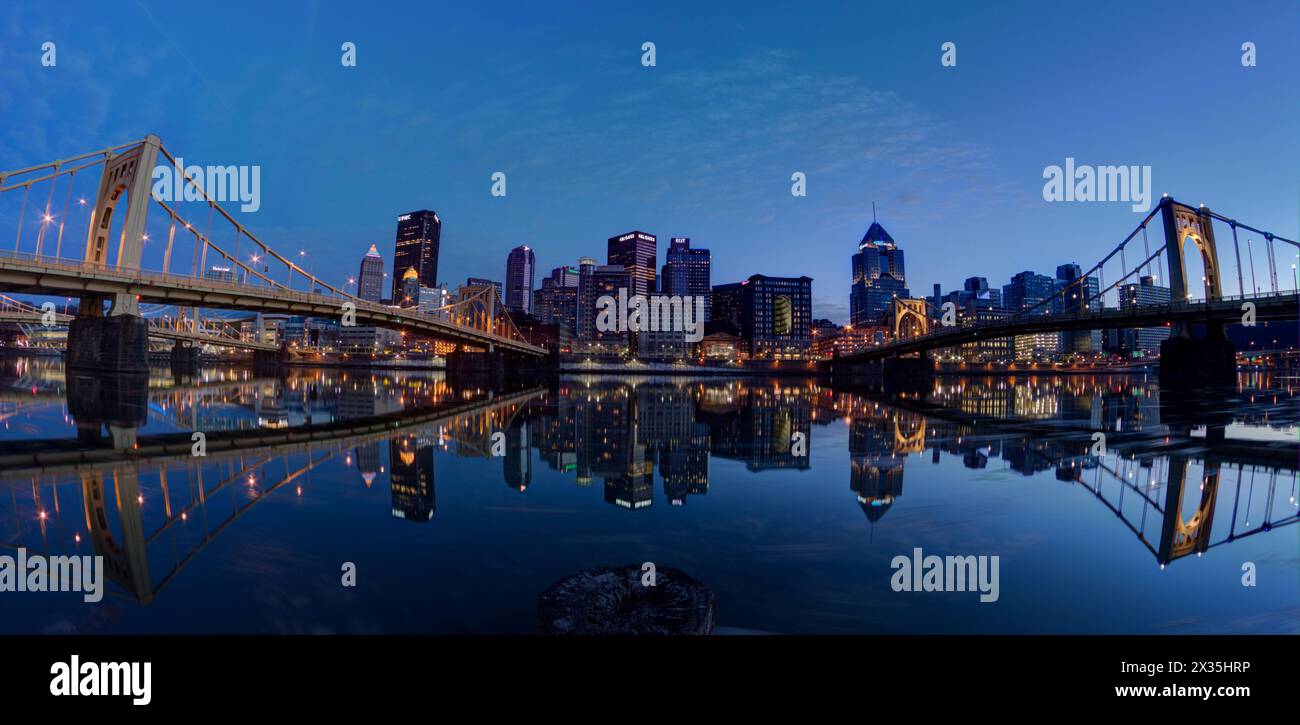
[859,203,895,248]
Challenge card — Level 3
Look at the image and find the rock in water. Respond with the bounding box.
[537,565,715,635]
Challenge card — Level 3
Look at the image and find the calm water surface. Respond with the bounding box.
[1,356,1296,634]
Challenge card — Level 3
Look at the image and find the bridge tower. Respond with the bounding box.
[1160,199,1224,323]
[1158,199,1235,387]
[80,466,154,604]
[67,135,163,374]
[889,297,931,340]
[1157,456,1220,565]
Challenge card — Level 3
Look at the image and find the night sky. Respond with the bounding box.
[2,0,1296,321]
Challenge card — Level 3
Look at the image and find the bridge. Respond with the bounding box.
[834,197,1299,387]
[0,385,546,604]
[0,294,278,351]
[0,135,546,372]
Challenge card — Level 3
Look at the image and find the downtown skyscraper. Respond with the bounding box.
[357,244,384,302]
[392,210,441,302]
[660,237,711,319]
[505,245,536,315]
[850,217,909,326]
[608,231,656,297]
[1054,263,1102,354]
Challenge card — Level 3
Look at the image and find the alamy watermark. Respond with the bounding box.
[50,655,151,706]
[595,288,705,342]
[890,546,1000,603]
[0,548,103,603]
[1042,158,1151,213]
[152,157,261,212]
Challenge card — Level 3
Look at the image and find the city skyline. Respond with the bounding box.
[4,1,1296,325]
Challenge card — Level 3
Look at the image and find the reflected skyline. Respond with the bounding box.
[1,358,1297,633]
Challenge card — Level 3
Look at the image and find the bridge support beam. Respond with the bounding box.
[66,294,149,374]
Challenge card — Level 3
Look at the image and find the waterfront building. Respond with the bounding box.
[1118,275,1172,357]
[717,275,814,359]
[1003,270,1061,359]
[1055,263,1102,355]
[576,262,631,356]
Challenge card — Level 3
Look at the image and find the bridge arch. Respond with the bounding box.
[1161,200,1222,303]
[84,135,160,273]
[889,298,930,340]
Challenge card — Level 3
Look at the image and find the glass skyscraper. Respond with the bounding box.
[660,237,711,318]
[357,244,384,302]
[850,220,909,326]
[608,231,657,297]
[392,210,441,302]
[505,245,536,315]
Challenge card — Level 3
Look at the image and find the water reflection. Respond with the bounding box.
[0,357,1296,632]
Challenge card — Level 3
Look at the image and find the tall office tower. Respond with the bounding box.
[1003,270,1061,359]
[389,434,435,522]
[660,237,712,318]
[850,217,910,326]
[715,275,813,359]
[710,282,745,331]
[505,245,536,314]
[357,244,384,302]
[549,265,580,288]
[607,231,657,297]
[352,443,380,488]
[533,265,580,333]
[398,266,421,307]
[1054,263,1102,353]
[1002,270,1057,313]
[392,210,441,301]
[466,277,503,302]
[1118,275,1172,357]
[577,262,631,346]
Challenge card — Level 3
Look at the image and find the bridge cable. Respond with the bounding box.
[1246,239,1259,295]
[34,165,58,258]
[13,184,29,252]
[54,168,75,259]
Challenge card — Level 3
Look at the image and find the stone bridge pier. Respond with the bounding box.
[170,340,203,372]
[65,369,148,449]
[253,345,290,374]
[66,293,150,374]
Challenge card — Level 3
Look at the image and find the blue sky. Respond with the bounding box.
[2,0,1297,321]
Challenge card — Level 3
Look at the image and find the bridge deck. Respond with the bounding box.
[0,252,546,356]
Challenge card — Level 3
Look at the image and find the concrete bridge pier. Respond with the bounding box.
[66,293,149,374]
[882,355,936,393]
[65,370,149,448]
[1159,323,1236,389]
[446,348,507,385]
[252,345,290,375]
[170,341,203,372]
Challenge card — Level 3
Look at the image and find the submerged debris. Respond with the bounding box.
[537,565,715,635]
